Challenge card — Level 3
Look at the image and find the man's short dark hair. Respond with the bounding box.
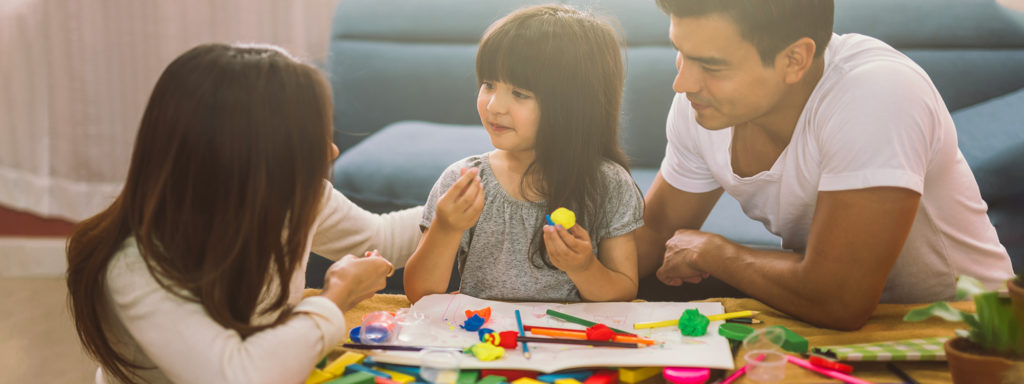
[656,0,834,66]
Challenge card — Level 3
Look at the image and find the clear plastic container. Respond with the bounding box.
[419,348,461,384]
[742,327,787,382]
[359,311,396,344]
[395,308,427,342]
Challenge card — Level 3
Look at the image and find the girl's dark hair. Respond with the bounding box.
[66,43,334,383]
[656,0,834,66]
[476,5,629,268]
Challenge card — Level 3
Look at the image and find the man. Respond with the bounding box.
[636,0,1013,330]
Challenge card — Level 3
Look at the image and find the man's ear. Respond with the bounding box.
[775,37,817,84]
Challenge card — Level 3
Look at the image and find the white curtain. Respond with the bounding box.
[0,0,341,221]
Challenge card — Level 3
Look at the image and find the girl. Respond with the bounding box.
[404,5,643,303]
[66,43,422,384]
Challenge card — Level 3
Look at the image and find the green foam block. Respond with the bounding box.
[767,325,809,354]
[477,375,508,384]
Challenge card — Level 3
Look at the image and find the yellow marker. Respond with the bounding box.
[373,368,415,384]
[511,378,547,384]
[618,367,661,383]
[305,369,335,384]
[554,379,584,384]
[707,310,759,322]
[323,351,366,376]
[633,310,760,329]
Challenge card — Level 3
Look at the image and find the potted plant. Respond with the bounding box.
[904,276,1024,384]
[1010,274,1024,330]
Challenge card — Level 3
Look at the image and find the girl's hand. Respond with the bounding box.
[434,167,484,233]
[543,224,596,274]
[320,254,392,311]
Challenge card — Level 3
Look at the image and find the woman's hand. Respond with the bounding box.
[433,167,484,233]
[543,224,596,274]
[320,254,392,311]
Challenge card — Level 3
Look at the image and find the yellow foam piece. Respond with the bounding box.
[323,352,366,376]
[549,207,576,229]
[511,378,547,384]
[469,342,505,361]
[305,369,336,384]
[618,367,661,383]
[373,368,415,384]
[553,379,583,384]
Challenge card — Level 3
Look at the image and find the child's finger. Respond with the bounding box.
[448,167,479,199]
[554,225,580,253]
[458,170,481,198]
[565,224,590,242]
[461,178,483,207]
[452,181,480,214]
[543,226,570,255]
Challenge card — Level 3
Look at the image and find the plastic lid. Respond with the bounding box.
[717,322,755,342]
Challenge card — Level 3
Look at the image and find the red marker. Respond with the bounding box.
[808,355,854,374]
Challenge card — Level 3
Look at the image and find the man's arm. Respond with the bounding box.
[635,171,723,278]
[682,186,920,330]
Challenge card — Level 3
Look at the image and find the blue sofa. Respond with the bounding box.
[323,0,1024,284]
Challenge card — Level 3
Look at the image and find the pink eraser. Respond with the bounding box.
[662,367,710,384]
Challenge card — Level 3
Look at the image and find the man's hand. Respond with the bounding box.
[656,229,717,286]
[543,224,595,274]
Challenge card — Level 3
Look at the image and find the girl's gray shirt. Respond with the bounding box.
[421,153,644,302]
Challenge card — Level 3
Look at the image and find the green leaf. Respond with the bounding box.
[955,275,987,300]
[903,301,966,322]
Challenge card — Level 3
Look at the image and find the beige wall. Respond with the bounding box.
[0,0,341,221]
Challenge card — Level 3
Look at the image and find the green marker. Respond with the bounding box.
[545,309,634,335]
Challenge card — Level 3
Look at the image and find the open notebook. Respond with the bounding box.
[358,293,735,373]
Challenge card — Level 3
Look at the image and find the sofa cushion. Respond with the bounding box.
[631,168,782,248]
[335,121,782,248]
[951,87,1024,184]
[951,88,1024,272]
[332,121,494,213]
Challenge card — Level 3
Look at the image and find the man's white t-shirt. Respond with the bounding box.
[660,33,1013,303]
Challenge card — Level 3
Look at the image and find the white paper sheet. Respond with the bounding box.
[360,294,735,372]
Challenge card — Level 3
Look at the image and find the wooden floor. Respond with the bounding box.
[0,278,97,383]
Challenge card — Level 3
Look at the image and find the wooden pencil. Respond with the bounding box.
[342,343,425,352]
[524,324,639,337]
[518,336,639,348]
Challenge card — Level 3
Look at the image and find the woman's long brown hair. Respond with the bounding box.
[66,43,334,383]
[476,5,632,268]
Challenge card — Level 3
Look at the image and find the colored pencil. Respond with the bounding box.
[342,343,425,352]
[632,319,677,329]
[633,310,761,329]
[515,309,531,359]
[525,325,639,337]
[786,355,873,384]
[725,318,762,324]
[518,336,639,348]
[528,327,656,345]
[545,309,633,335]
[721,353,765,384]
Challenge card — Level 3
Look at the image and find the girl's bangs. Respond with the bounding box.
[476,26,551,92]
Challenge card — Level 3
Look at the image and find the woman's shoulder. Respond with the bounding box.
[105,237,161,297]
